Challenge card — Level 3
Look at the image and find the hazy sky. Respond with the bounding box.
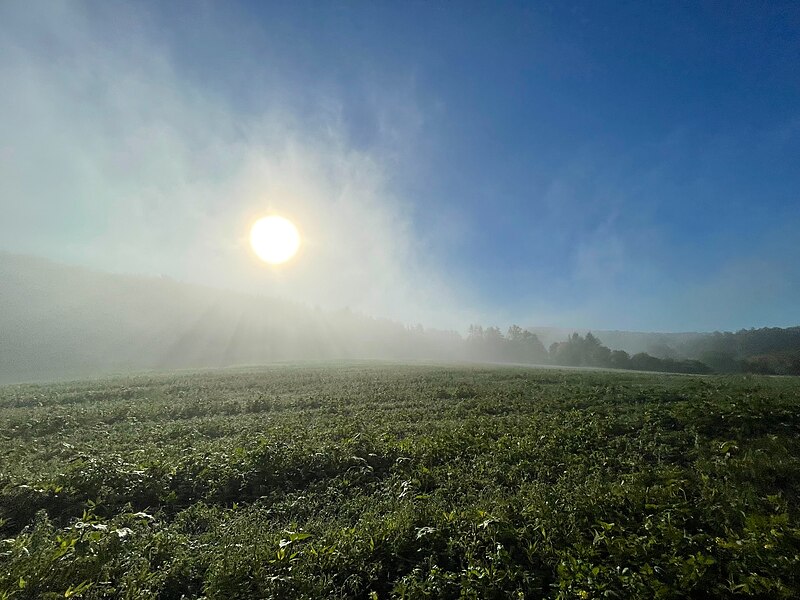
[1,1,798,332]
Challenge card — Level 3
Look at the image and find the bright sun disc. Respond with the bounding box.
[250,216,301,265]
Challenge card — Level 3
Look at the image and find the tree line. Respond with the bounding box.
[465,326,712,373]
[675,327,800,375]
[466,325,800,375]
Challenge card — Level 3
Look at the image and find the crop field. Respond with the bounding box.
[1,363,799,599]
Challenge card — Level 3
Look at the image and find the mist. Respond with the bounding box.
[0,254,473,384]
[2,2,799,384]
[0,1,473,331]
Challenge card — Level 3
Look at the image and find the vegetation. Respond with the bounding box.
[530,327,800,376]
[5,255,799,383]
[2,363,799,598]
[546,333,711,374]
[468,327,800,375]
[685,328,800,376]
[465,329,710,373]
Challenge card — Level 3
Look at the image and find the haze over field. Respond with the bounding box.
[1,2,799,380]
[4,253,800,383]
[1,254,467,383]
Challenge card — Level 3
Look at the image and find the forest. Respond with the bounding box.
[465,327,800,375]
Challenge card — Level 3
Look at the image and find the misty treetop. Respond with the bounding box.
[465,325,800,376]
[466,324,549,365]
[466,327,711,374]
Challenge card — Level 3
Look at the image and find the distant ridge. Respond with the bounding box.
[0,253,460,384]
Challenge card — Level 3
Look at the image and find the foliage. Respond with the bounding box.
[467,326,548,364]
[1,364,799,598]
[548,333,711,374]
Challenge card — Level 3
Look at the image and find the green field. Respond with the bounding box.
[1,364,799,599]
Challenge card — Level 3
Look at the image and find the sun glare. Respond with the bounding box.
[250,215,301,265]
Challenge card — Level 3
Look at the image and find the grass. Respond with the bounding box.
[1,363,799,598]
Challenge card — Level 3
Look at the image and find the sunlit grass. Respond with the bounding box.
[1,365,799,598]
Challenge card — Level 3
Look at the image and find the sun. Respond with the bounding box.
[250,215,301,265]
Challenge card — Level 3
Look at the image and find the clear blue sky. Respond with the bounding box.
[1,1,798,331]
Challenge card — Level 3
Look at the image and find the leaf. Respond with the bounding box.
[64,581,93,597]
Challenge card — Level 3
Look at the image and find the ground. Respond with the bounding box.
[1,363,799,598]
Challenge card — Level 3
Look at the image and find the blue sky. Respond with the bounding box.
[1,1,798,331]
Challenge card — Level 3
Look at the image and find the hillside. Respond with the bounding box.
[0,254,461,383]
[529,326,800,375]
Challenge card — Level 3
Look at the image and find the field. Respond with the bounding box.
[1,363,799,599]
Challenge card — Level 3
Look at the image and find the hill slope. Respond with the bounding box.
[0,254,459,383]
[529,326,800,374]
